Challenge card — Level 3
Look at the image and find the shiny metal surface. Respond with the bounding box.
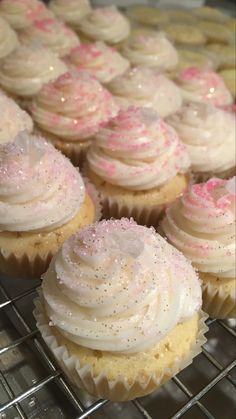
[0,274,235,419]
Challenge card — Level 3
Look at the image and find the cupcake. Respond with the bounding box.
[121,29,178,71]
[202,44,235,70]
[0,0,54,30]
[161,23,206,47]
[167,102,236,182]
[197,21,233,45]
[34,218,207,401]
[173,49,217,75]
[0,132,98,279]
[19,18,80,58]
[161,177,236,319]
[0,44,67,99]
[49,0,91,29]
[31,71,118,166]
[77,6,130,46]
[176,67,233,107]
[192,6,230,23]
[164,8,197,24]
[126,5,169,26]
[85,107,190,226]
[107,67,182,119]
[0,17,19,59]
[0,92,33,144]
[65,42,130,84]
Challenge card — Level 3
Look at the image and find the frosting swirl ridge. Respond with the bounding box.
[31,71,118,141]
[42,218,202,353]
[161,178,236,278]
[87,107,190,190]
[0,0,54,29]
[168,102,236,174]
[0,132,85,232]
[49,0,91,28]
[0,17,19,59]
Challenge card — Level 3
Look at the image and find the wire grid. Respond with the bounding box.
[0,278,235,419]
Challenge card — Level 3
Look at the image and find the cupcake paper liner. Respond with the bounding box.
[34,297,208,401]
[83,176,102,222]
[202,280,236,319]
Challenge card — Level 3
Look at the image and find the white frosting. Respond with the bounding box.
[87,107,190,191]
[176,67,233,107]
[42,218,202,353]
[0,132,85,232]
[19,18,80,58]
[49,0,91,28]
[122,31,178,71]
[0,17,19,59]
[0,44,67,97]
[107,67,182,118]
[66,41,130,84]
[78,6,130,44]
[0,93,33,144]
[0,0,54,29]
[168,102,236,174]
[161,178,236,278]
[31,71,118,141]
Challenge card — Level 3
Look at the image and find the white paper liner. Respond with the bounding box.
[202,280,236,319]
[34,297,208,401]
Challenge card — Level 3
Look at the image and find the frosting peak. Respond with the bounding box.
[161,177,236,278]
[176,67,233,106]
[42,218,202,353]
[0,132,85,232]
[87,107,190,190]
[31,71,118,141]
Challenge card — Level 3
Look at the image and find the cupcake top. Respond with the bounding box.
[0,93,33,144]
[107,67,182,118]
[161,177,236,278]
[168,102,236,174]
[78,6,130,45]
[0,17,19,59]
[31,71,118,141]
[176,67,233,107]
[87,107,190,191]
[19,18,80,57]
[0,0,54,29]
[0,132,85,232]
[0,44,67,98]
[49,0,91,28]
[66,42,130,84]
[122,30,178,71]
[42,218,202,353]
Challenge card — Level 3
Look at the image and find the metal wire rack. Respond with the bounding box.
[0,275,235,419]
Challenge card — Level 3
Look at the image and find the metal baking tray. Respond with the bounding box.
[0,274,235,419]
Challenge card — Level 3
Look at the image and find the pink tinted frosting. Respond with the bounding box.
[161,177,236,278]
[19,18,80,57]
[65,42,129,84]
[176,67,233,106]
[31,71,119,141]
[42,218,202,353]
[87,107,190,190]
[0,0,54,29]
[0,132,85,232]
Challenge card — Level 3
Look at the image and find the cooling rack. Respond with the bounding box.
[0,274,235,419]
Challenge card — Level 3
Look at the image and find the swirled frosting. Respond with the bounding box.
[0,44,67,97]
[161,178,236,278]
[49,0,91,28]
[31,72,118,141]
[78,6,130,45]
[167,102,236,174]
[42,218,202,353]
[0,132,85,232]
[66,42,130,84]
[0,17,19,59]
[107,67,182,118]
[87,107,190,191]
[176,67,233,106]
[0,93,33,144]
[0,0,54,29]
[19,18,80,58]
[122,30,178,71]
